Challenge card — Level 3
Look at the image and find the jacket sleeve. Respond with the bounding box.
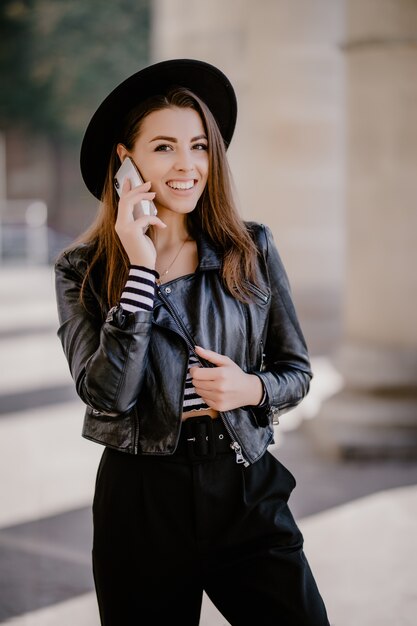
[54,250,153,418]
[252,224,313,425]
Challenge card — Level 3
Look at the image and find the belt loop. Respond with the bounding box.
[184,415,216,461]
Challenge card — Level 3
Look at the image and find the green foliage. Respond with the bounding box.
[0,0,150,143]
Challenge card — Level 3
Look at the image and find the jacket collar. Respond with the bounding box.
[195,231,223,271]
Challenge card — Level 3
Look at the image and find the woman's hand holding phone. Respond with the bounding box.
[115,178,166,268]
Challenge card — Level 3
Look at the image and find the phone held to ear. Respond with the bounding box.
[114,157,158,221]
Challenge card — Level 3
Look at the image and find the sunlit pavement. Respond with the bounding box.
[1,266,417,625]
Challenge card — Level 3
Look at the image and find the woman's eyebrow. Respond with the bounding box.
[149,135,176,143]
[149,134,208,143]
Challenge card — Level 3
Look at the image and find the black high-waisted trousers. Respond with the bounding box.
[92,417,330,626]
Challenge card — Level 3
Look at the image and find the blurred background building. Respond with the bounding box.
[1,1,416,625]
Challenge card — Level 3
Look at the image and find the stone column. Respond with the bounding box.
[307,0,417,458]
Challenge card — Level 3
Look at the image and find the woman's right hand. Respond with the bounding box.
[115,179,166,268]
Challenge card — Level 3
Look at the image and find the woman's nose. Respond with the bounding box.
[174,149,194,171]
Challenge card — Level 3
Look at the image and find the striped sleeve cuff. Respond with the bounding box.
[120,265,159,313]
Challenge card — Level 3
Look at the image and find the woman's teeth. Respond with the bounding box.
[167,180,195,190]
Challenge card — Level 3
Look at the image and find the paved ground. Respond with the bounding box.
[1,265,417,625]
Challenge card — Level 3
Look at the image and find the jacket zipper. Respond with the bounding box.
[260,339,265,371]
[157,288,206,365]
[133,407,140,455]
[224,423,250,466]
[158,288,250,466]
[245,281,270,303]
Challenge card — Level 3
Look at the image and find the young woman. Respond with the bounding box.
[55,59,330,626]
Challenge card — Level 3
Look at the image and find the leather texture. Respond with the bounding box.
[55,222,312,465]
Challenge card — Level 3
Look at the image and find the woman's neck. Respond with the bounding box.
[150,210,191,252]
[150,210,198,284]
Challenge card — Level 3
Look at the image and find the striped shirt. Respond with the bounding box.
[120,265,158,312]
[120,265,209,414]
[183,354,210,412]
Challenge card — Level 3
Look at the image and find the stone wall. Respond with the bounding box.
[151,0,345,294]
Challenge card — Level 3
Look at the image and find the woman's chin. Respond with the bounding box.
[155,200,199,216]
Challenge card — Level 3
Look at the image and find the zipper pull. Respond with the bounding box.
[230,441,250,466]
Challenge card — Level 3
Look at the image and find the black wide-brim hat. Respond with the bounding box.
[80,58,238,200]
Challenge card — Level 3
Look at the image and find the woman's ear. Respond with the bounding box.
[116,143,129,163]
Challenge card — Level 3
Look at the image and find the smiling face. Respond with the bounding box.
[118,106,209,217]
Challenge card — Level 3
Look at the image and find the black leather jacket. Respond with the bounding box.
[55,221,312,465]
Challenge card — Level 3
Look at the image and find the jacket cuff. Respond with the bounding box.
[105,303,153,330]
[243,373,269,427]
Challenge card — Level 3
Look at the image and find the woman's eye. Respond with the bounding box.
[154,144,172,152]
[193,143,208,151]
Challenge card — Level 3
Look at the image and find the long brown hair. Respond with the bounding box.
[76,87,259,307]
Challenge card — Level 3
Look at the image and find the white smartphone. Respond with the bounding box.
[114,157,157,221]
